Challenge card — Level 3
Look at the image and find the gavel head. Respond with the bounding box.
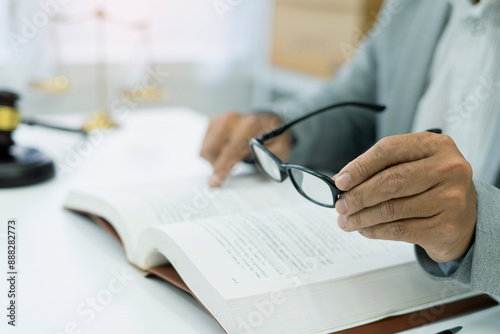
[0,90,55,187]
[0,91,20,156]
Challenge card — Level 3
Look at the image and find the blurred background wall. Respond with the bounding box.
[0,0,382,118]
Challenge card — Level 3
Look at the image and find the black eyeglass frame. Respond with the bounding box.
[249,101,386,208]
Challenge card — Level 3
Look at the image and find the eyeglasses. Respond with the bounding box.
[249,102,385,208]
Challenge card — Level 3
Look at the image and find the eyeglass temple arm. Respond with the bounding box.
[256,102,386,142]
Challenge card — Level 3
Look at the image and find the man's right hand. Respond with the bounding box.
[200,111,293,187]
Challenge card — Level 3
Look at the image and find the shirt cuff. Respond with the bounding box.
[437,259,463,277]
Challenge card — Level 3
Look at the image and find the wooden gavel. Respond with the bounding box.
[0,90,55,188]
[0,91,20,158]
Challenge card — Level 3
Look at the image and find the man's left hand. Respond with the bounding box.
[333,131,477,263]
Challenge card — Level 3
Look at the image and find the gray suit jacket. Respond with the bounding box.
[260,0,500,296]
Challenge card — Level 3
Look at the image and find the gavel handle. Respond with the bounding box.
[22,119,87,135]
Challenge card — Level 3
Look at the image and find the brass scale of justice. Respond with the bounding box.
[1,9,162,188]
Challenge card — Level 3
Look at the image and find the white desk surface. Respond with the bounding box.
[1,108,499,334]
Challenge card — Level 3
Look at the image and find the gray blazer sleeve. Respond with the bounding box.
[415,179,500,296]
[253,20,387,172]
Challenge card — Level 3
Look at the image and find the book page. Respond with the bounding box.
[146,202,415,299]
[122,174,302,225]
[64,173,304,265]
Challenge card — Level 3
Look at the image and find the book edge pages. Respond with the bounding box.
[72,210,499,334]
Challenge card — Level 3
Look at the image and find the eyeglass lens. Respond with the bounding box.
[253,145,282,181]
[289,168,335,206]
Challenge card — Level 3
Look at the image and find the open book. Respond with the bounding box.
[64,173,494,334]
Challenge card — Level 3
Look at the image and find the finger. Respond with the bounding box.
[200,112,239,164]
[200,123,228,164]
[209,123,257,186]
[335,157,441,216]
[209,143,246,187]
[357,217,436,244]
[358,215,469,262]
[335,131,442,191]
[338,186,443,232]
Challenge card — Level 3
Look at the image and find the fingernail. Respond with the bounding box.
[336,197,348,214]
[337,215,347,230]
[332,173,338,182]
[209,174,221,187]
[335,173,352,190]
